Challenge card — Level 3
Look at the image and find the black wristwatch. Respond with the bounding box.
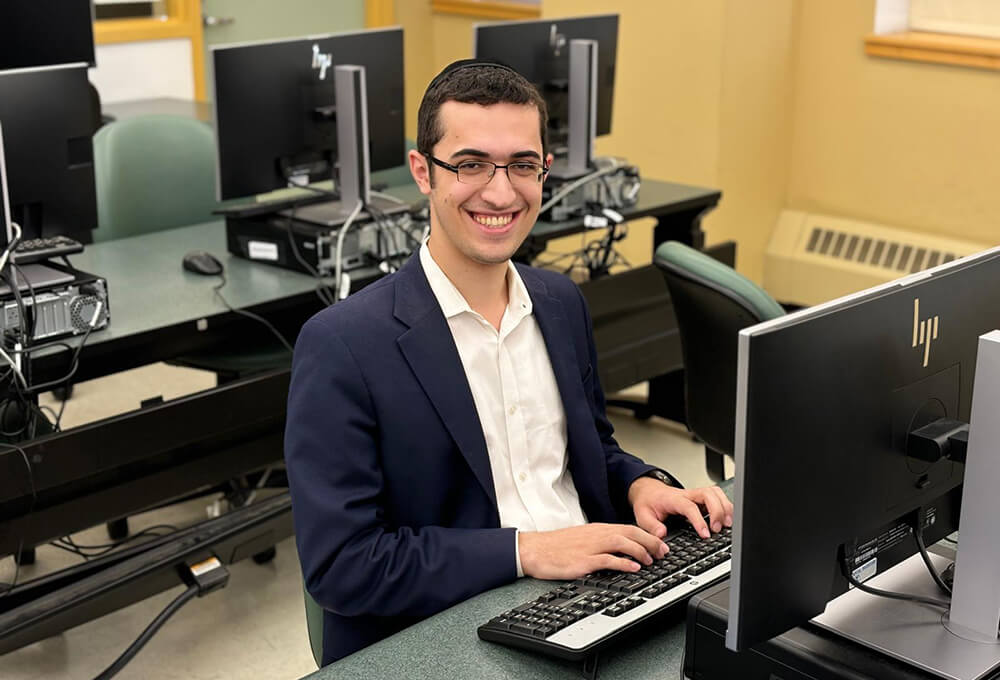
[643,470,674,487]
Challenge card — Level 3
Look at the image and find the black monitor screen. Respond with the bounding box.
[726,247,1000,651]
[475,14,618,153]
[0,65,98,240]
[213,27,405,201]
[0,1,96,69]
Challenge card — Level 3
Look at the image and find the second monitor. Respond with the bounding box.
[213,27,405,209]
[475,14,618,179]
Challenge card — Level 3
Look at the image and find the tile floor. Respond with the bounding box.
[2,366,729,680]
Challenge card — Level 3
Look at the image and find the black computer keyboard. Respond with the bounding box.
[13,235,84,264]
[478,526,732,661]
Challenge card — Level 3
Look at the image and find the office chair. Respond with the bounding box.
[304,586,325,668]
[653,241,785,481]
[93,114,219,240]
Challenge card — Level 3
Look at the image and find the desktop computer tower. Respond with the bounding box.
[224,211,407,277]
[0,263,109,341]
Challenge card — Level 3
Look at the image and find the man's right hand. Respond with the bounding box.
[518,523,669,580]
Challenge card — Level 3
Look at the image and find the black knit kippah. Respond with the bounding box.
[426,59,522,92]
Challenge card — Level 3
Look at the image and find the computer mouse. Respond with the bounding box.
[182,251,224,276]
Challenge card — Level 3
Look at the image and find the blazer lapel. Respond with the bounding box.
[392,255,499,514]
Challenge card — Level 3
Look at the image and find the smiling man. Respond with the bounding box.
[285,60,733,665]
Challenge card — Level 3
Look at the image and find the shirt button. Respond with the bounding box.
[519,472,527,483]
[508,405,517,415]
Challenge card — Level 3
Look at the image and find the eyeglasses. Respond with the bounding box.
[426,155,548,185]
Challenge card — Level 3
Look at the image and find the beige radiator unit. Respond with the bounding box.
[764,210,993,307]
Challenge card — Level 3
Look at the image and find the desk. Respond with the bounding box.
[30,219,327,384]
[303,578,688,680]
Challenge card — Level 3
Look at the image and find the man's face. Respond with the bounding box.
[409,101,552,270]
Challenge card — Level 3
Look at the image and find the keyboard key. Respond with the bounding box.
[487,617,512,630]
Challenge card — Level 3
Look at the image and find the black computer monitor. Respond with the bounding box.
[212,27,405,201]
[0,1,96,69]
[474,14,618,156]
[726,247,1000,655]
[0,65,98,240]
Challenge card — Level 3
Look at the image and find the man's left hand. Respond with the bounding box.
[627,477,733,540]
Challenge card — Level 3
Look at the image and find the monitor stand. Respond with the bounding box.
[548,39,598,182]
[286,64,409,229]
[813,330,1000,680]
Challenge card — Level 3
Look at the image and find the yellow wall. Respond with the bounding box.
[788,2,1000,247]
[394,1,999,284]
[395,0,436,142]
[394,1,479,141]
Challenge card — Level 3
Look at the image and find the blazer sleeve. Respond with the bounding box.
[573,285,683,515]
[284,315,517,619]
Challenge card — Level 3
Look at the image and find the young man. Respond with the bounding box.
[285,60,733,664]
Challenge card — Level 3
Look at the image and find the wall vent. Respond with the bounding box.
[765,210,992,306]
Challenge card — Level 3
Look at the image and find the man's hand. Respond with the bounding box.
[518,524,669,580]
[628,477,733,541]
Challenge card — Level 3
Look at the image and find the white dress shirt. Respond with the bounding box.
[419,243,589,576]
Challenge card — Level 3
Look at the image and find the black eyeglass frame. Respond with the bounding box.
[425,154,549,185]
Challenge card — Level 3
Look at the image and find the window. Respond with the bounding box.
[867,0,1000,71]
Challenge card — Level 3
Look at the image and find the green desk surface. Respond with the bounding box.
[304,481,734,680]
[67,220,318,347]
[303,577,689,680]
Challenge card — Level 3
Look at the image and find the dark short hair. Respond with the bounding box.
[417,60,549,159]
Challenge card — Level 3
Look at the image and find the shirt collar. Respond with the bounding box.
[418,237,533,321]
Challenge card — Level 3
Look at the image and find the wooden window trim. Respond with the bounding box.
[94,0,193,44]
[865,31,1000,71]
[432,0,540,21]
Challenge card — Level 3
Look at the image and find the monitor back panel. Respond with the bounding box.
[475,14,618,146]
[729,249,1000,649]
[213,28,405,200]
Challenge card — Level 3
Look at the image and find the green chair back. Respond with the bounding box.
[655,241,785,321]
[654,241,785,463]
[92,114,218,241]
[303,586,325,668]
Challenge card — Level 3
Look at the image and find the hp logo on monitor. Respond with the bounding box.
[312,44,332,79]
[912,298,939,367]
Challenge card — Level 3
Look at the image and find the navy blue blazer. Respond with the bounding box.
[285,251,663,664]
